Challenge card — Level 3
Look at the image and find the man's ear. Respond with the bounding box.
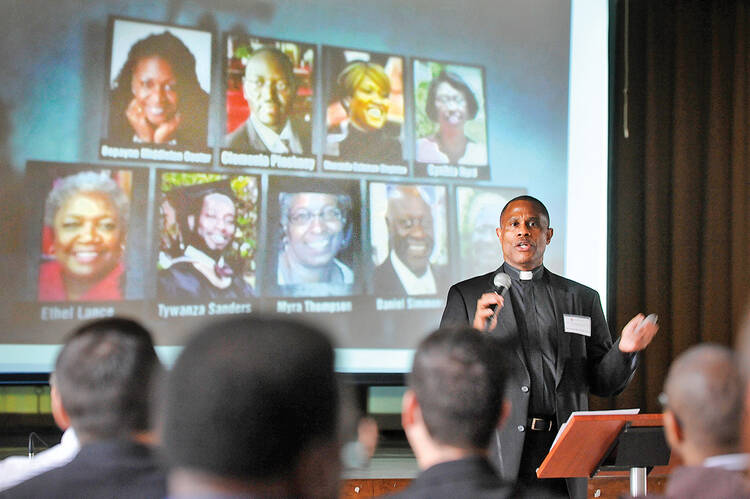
[545,227,554,244]
[50,385,71,431]
[663,410,683,450]
[496,400,511,429]
[401,389,419,430]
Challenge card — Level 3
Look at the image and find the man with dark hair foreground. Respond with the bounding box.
[1,318,165,498]
[164,315,341,498]
[651,344,750,498]
[391,326,514,498]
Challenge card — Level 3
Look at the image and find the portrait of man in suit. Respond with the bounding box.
[372,184,448,296]
[225,47,311,155]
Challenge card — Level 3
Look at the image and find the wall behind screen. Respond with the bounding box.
[0,0,572,373]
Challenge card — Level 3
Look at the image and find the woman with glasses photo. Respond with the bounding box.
[276,191,354,297]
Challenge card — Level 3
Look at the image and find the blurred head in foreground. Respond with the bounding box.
[164,316,341,498]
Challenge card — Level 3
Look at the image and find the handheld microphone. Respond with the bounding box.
[486,272,511,331]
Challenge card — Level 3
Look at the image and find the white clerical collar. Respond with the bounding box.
[250,114,297,154]
[503,263,544,282]
[390,250,436,295]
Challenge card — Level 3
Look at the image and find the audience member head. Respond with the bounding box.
[402,326,509,468]
[53,317,161,444]
[661,344,745,464]
[736,306,750,453]
[164,316,340,498]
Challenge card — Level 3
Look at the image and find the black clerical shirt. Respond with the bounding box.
[503,262,557,417]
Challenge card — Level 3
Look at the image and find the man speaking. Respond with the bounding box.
[440,195,659,499]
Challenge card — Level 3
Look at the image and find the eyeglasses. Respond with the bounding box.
[289,207,344,226]
[435,95,466,106]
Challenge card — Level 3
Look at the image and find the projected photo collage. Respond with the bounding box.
[25,160,523,342]
[21,16,508,347]
[99,18,490,179]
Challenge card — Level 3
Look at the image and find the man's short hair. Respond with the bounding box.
[54,318,161,441]
[244,47,296,92]
[664,344,745,450]
[409,326,508,449]
[163,316,339,480]
[499,195,550,227]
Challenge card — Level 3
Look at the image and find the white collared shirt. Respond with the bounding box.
[703,453,750,471]
[390,250,436,295]
[250,114,299,154]
[0,428,80,491]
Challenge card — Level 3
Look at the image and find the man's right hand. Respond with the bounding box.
[472,292,504,331]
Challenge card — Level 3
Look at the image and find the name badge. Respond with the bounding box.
[564,314,591,336]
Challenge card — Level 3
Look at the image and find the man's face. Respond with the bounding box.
[496,199,553,271]
[53,191,124,282]
[196,193,236,252]
[387,193,434,276]
[131,56,179,126]
[349,74,390,131]
[243,52,294,134]
[434,81,467,129]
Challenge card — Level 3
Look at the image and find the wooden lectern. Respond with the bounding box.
[537,413,673,496]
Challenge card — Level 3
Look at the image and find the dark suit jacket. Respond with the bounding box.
[440,266,637,499]
[389,456,514,499]
[0,439,166,499]
[224,117,311,154]
[373,256,449,297]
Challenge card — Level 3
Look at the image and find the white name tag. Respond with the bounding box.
[564,314,591,336]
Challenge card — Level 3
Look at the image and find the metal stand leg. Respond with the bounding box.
[629,467,648,496]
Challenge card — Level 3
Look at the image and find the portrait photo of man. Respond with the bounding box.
[157,175,258,301]
[224,36,314,155]
[370,183,448,296]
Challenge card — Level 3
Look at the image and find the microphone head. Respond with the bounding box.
[493,272,511,291]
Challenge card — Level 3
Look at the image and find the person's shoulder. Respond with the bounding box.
[545,268,598,297]
[224,121,250,149]
[452,270,497,292]
[289,116,311,134]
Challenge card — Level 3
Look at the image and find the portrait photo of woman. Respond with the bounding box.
[325,49,404,164]
[107,20,211,148]
[38,170,130,302]
[269,177,360,298]
[415,63,488,166]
